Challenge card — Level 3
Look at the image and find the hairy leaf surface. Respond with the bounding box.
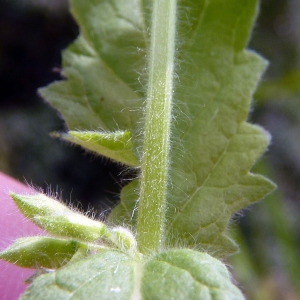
[40,0,275,257]
[109,0,275,257]
[21,250,136,300]
[21,249,244,300]
[39,0,150,161]
[0,237,84,269]
[11,192,110,242]
[165,0,275,256]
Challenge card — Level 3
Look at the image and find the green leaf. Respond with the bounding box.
[10,192,71,219]
[21,250,137,300]
[110,0,276,257]
[10,192,143,256]
[33,215,109,242]
[61,130,140,166]
[39,0,148,133]
[11,192,109,242]
[142,249,245,299]
[164,0,276,257]
[39,0,149,166]
[0,237,85,269]
[21,249,244,300]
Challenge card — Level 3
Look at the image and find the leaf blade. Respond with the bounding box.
[164,0,276,256]
[143,249,245,300]
[21,249,244,300]
[21,250,137,300]
[39,35,142,132]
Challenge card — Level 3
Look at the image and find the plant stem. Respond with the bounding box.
[137,0,177,254]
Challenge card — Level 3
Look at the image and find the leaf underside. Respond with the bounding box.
[108,0,274,257]
[40,0,275,258]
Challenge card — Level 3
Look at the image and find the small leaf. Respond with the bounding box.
[11,192,109,241]
[62,130,140,166]
[33,215,109,242]
[21,248,244,300]
[0,237,85,269]
[10,192,71,220]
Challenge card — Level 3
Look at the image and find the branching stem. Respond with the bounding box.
[137,0,177,254]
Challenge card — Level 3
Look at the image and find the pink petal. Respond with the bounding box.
[0,172,45,300]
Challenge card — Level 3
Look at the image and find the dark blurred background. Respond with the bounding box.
[0,0,126,214]
[0,0,299,299]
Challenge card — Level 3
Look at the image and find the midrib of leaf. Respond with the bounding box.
[137,0,177,254]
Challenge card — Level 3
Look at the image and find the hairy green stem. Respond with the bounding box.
[137,0,177,254]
